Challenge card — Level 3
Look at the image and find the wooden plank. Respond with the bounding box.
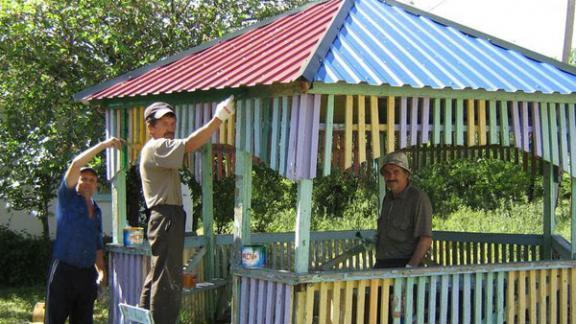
[286,96,299,179]
[451,274,459,324]
[541,102,551,161]
[550,268,558,324]
[421,97,430,144]
[358,95,367,164]
[318,282,329,324]
[439,275,449,324]
[256,279,266,324]
[279,97,290,176]
[517,271,526,324]
[387,96,395,153]
[264,280,275,324]
[400,97,408,148]
[559,104,569,171]
[295,289,305,324]
[560,268,568,324]
[533,102,543,157]
[539,270,547,324]
[428,276,437,324]
[239,277,249,324]
[549,103,560,165]
[506,271,515,324]
[295,95,312,179]
[344,280,354,324]
[521,101,530,152]
[410,97,419,146]
[270,98,280,170]
[489,100,498,145]
[511,101,522,149]
[324,95,335,176]
[462,273,471,324]
[405,277,414,324]
[569,104,576,176]
[466,99,475,146]
[248,279,258,324]
[392,278,404,324]
[370,96,381,159]
[455,98,464,146]
[496,272,505,324]
[528,270,537,324]
[304,284,315,324]
[309,94,321,179]
[444,98,453,145]
[499,100,510,146]
[416,276,426,324]
[345,95,353,169]
[333,281,342,324]
[381,279,391,324]
[433,98,441,145]
[295,180,312,273]
[571,268,576,324]
[244,99,253,154]
[253,98,261,157]
[356,280,368,324]
[477,99,487,146]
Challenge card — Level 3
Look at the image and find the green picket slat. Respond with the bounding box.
[489,100,498,144]
[456,98,464,146]
[433,98,441,145]
[500,100,510,146]
[444,99,453,145]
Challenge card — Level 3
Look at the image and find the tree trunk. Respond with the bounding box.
[41,200,51,242]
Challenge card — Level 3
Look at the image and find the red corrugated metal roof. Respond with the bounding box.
[87,0,341,101]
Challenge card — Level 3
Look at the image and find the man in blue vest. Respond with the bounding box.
[45,137,123,324]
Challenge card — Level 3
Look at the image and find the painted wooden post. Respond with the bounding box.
[324,95,335,176]
[387,96,395,153]
[370,96,381,158]
[112,107,128,245]
[201,142,216,320]
[572,178,576,259]
[295,179,313,273]
[345,96,353,169]
[543,161,555,260]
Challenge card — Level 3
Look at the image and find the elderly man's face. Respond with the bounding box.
[383,164,410,196]
[149,115,177,139]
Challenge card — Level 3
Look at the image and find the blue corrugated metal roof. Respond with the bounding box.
[314,0,576,94]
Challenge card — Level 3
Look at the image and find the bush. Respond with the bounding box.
[0,226,51,287]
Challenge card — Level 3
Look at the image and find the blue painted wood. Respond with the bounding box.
[489,100,498,145]
[283,284,291,324]
[421,97,430,144]
[496,272,505,324]
[463,273,471,324]
[433,98,441,144]
[279,97,290,176]
[286,96,299,179]
[511,101,522,149]
[323,95,335,176]
[451,274,460,324]
[533,103,543,157]
[485,272,494,323]
[235,100,244,152]
[265,281,274,324]
[309,94,322,179]
[211,102,218,143]
[270,98,280,170]
[176,105,182,138]
[254,98,262,158]
[405,277,414,324]
[261,99,271,165]
[522,102,530,152]
[440,275,449,323]
[248,278,257,324]
[400,97,408,148]
[256,279,265,324]
[474,272,482,324]
[417,277,426,324]
[559,104,569,171]
[541,102,551,162]
[428,276,437,324]
[393,278,404,324]
[240,277,249,324]
[105,109,111,180]
[295,179,313,273]
[410,97,418,146]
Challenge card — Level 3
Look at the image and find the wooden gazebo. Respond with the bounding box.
[76,0,576,322]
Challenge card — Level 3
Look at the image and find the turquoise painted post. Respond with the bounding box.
[433,98,441,145]
[294,179,313,273]
[455,98,464,146]
[405,277,414,324]
[201,142,216,320]
[323,95,335,176]
[112,107,128,245]
[489,100,498,145]
[444,99,453,145]
[500,100,510,146]
[393,278,404,324]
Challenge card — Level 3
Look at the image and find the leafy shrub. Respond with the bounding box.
[0,226,51,287]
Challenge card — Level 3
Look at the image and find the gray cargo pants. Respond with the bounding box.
[139,205,186,324]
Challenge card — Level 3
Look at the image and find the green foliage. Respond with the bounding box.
[412,158,539,217]
[0,226,50,287]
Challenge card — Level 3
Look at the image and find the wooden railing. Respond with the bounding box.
[235,260,576,324]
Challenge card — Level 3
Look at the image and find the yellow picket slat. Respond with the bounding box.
[345,96,353,169]
[539,270,547,324]
[356,280,367,324]
[318,282,329,324]
[518,271,526,323]
[506,271,515,323]
[380,279,391,324]
[296,290,306,324]
[228,110,235,145]
[560,268,568,324]
[305,284,316,324]
[358,96,366,164]
[550,269,558,324]
[529,270,537,323]
[369,279,379,324]
[219,117,226,145]
[333,281,342,324]
[467,99,475,146]
[344,281,354,324]
[387,96,395,153]
[478,100,487,145]
[140,106,147,145]
[370,96,381,159]
[571,268,576,324]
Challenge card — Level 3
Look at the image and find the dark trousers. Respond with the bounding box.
[45,259,97,324]
[373,258,410,269]
[139,205,186,324]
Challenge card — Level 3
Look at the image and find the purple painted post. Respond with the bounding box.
[309,95,322,179]
[422,97,430,144]
[410,97,418,146]
[533,103,542,157]
[286,96,300,179]
[274,282,284,324]
[511,101,522,149]
[296,95,312,179]
[400,97,408,149]
[211,102,218,143]
[240,277,249,324]
[522,102,530,152]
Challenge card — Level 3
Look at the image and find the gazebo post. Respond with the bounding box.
[571,177,576,259]
[111,107,128,245]
[543,161,556,259]
[201,143,216,318]
[295,179,313,273]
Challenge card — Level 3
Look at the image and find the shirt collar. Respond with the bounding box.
[388,183,412,200]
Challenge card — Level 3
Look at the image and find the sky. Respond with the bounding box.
[396,0,574,61]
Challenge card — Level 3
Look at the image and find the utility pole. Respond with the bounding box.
[562,0,575,63]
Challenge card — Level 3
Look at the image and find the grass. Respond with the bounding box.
[0,285,109,324]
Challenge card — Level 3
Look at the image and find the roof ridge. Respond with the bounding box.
[74,0,332,103]
[383,0,576,76]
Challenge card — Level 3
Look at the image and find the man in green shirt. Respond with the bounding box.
[374,152,433,269]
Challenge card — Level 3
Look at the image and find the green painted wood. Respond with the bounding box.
[234,151,252,248]
[245,99,253,153]
[543,161,555,259]
[112,108,129,245]
[569,104,576,176]
[308,82,576,103]
[393,278,404,324]
[295,179,313,273]
[496,272,505,324]
[433,98,441,144]
[416,276,426,324]
[253,98,262,158]
[444,99,453,145]
[439,275,449,323]
[405,277,414,324]
[474,272,482,324]
[463,273,471,324]
[279,96,290,175]
[489,100,498,145]
[541,102,551,162]
[456,98,464,146]
[270,97,280,170]
[572,179,576,259]
[451,274,459,324]
[428,276,437,324]
[485,272,494,323]
[499,100,510,146]
[323,95,335,176]
[549,103,559,166]
[558,104,569,171]
[261,99,271,164]
[201,142,216,320]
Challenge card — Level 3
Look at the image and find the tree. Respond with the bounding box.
[0,0,306,240]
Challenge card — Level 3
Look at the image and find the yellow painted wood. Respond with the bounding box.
[550,269,558,324]
[219,117,226,145]
[228,111,235,145]
[528,270,537,323]
[344,281,354,324]
[296,290,306,324]
[539,270,547,324]
[467,99,475,146]
[518,271,526,323]
[387,96,395,153]
[369,279,379,324]
[333,281,342,324]
[380,279,391,324]
[345,96,353,169]
[478,100,487,145]
[370,96,381,159]
[358,96,366,164]
[571,268,576,324]
[319,282,329,324]
[356,280,367,324]
[305,284,316,324]
[506,271,515,324]
[560,269,568,324]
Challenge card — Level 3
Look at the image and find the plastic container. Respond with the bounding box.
[182,272,197,288]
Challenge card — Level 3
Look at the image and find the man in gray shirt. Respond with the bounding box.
[139,97,234,324]
[375,152,433,269]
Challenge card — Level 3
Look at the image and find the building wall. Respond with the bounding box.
[0,194,113,239]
